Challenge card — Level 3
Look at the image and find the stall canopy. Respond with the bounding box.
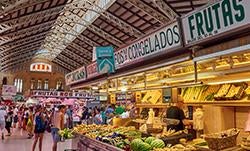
[25,97,39,105]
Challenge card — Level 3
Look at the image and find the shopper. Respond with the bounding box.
[81,107,89,124]
[5,107,13,136]
[27,107,34,139]
[51,105,66,151]
[32,105,46,151]
[93,108,102,125]
[13,106,18,128]
[66,106,73,129]
[23,108,29,130]
[0,106,7,140]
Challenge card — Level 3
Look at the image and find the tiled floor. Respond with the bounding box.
[0,129,73,151]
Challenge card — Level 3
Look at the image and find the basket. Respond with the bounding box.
[146,124,163,134]
[204,129,240,151]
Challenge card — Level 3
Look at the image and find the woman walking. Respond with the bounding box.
[32,106,46,151]
[26,107,34,139]
[5,107,13,136]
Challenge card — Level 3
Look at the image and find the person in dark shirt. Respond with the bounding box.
[166,100,192,131]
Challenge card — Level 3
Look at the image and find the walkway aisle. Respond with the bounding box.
[0,129,71,151]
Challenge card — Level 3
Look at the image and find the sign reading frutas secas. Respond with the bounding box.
[65,66,86,86]
[114,21,181,69]
[182,0,250,45]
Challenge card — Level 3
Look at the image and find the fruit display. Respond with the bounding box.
[153,144,197,151]
[199,85,221,101]
[181,86,207,102]
[130,137,165,151]
[59,128,74,139]
[214,84,231,99]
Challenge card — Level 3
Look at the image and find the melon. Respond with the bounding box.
[145,137,156,145]
[130,138,143,151]
[151,139,165,149]
[139,142,151,151]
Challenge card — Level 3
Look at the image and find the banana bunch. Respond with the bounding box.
[161,129,176,137]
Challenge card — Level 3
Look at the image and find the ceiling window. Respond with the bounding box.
[14,78,23,93]
[44,79,49,90]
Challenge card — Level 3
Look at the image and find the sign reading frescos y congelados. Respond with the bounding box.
[31,90,94,99]
[182,0,250,45]
[65,66,86,86]
[114,21,181,69]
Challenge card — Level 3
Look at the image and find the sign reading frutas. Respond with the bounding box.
[182,0,250,45]
[30,63,52,72]
[65,66,86,85]
[31,90,94,99]
[114,22,181,68]
[96,46,115,74]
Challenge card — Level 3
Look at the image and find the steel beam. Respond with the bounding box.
[125,0,170,23]
[1,36,45,53]
[1,43,41,58]
[1,20,54,38]
[152,0,179,20]
[0,0,51,15]
[69,42,92,57]
[66,0,143,37]
[62,50,89,65]
[53,58,75,71]
[1,44,40,61]
[0,31,48,47]
[63,48,90,64]
[0,5,64,26]
[0,28,50,45]
[61,13,123,46]
[0,0,29,14]
[57,53,82,67]
[78,34,99,46]
[1,52,37,68]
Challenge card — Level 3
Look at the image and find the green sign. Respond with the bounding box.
[182,0,250,45]
[96,46,115,74]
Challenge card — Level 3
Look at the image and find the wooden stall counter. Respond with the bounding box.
[77,135,124,151]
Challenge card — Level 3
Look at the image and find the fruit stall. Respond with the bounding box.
[72,124,214,151]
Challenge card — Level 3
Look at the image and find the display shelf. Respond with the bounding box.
[185,100,250,106]
[135,103,169,108]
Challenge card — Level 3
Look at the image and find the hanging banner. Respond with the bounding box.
[96,46,115,74]
[114,21,181,69]
[86,62,100,78]
[182,0,250,45]
[2,85,17,96]
[65,66,86,86]
[31,90,94,99]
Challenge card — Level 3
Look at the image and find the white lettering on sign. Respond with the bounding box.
[31,90,94,99]
[182,0,250,45]
[114,22,181,68]
[65,66,86,86]
[30,63,52,72]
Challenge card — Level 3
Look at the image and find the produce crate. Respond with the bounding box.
[204,129,240,151]
[78,135,124,151]
[161,133,189,145]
